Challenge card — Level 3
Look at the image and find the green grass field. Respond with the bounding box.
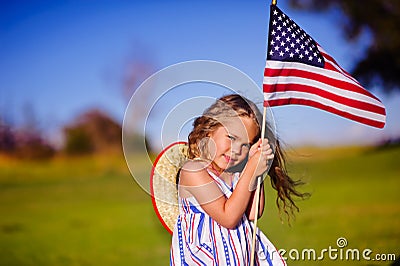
[0,146,399,265]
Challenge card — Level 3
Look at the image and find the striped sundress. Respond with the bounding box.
[170,169,287,266]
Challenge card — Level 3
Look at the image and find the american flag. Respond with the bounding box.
[263,5,386,128]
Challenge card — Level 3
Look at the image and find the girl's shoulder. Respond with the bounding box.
[181,158,210,172]
[179,159,223,201]
[179,159,213,186]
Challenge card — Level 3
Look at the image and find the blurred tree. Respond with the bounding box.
[63,109,121,154]
[63,125,94,155]
[0,104,55,159]
[0,121,15,152]
[289,0,400,92]
[120,42,155,102]
[13,129,55,159]
[118,45,157,154]
[121,50,155,136]
[0,122,55,159]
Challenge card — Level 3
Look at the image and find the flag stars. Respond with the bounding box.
[265,7,386,129]
[267,6,324,68]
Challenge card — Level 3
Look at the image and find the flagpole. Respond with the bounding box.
[249,106,267,266]
[249,1,276,264]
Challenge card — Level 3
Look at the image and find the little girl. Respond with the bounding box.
[170,94,307,265]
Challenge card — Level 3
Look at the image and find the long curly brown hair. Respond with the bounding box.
[187,94,309,221]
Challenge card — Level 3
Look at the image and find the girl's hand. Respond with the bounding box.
[248,138,274,177]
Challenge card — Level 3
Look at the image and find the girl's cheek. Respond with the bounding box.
[207,138,217,159]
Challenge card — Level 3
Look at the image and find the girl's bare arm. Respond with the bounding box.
[179,139,272,229]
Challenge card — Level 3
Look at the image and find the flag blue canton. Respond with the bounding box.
[267,5,324,68]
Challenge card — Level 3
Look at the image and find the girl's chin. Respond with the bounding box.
[215,156,238,171]
[213,161,228,172]
[223,155,236,164]
[219,162,236,171]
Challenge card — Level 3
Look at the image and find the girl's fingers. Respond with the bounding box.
[261,148,272,155]
[260,145,271,152]
[252,139,262,149]
[250,139,274,161]
[260,146,274,162]
[249,139,262,157]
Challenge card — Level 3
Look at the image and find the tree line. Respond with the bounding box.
[0,109,128,159]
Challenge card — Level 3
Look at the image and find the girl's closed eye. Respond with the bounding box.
[242,143,251,150]
[227,135,236,141]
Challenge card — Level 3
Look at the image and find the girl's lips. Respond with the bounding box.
[223,155,231,163]
[224,155,236,163]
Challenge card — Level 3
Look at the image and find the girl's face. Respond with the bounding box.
[208,116,258,171]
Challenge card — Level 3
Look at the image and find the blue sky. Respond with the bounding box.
[1,0,399,148]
